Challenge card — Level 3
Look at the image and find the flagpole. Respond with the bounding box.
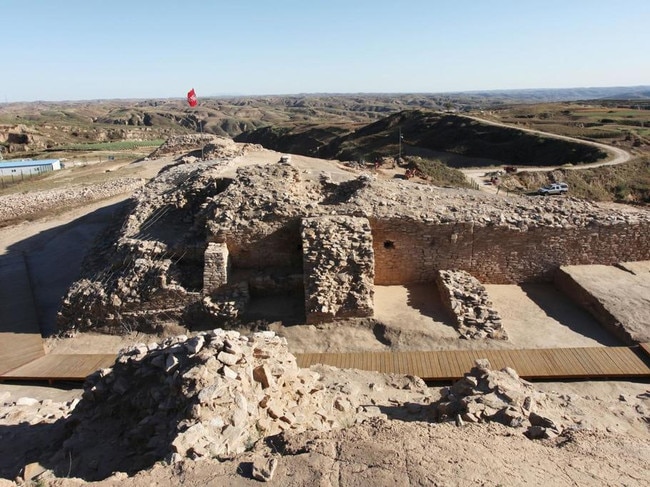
[200,117,204,160]
[398,128,402,161]
[187,88,203,159]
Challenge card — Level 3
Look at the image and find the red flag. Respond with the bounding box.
[187,88,197,107]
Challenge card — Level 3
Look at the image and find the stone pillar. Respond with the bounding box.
[301,216,375,323]
[203,242,230,293]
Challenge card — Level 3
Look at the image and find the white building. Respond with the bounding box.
[0,159,62,177]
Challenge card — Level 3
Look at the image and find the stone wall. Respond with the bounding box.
[203,242,230,293]
[301,216,375,323]
[435,270,507,340]
[217,220,303,270]
[372,218,650,285]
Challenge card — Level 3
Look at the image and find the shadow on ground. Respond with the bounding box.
[521,284,621,346]
[4,201,129,336]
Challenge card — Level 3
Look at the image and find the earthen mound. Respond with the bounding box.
[48,330,362,480]
[148,134,261,159]
[57,156,650,336]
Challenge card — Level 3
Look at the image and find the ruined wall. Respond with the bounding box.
[435,270,506,340]
[203,242,230,293]
[372,218,650,285]
[215,219,303,270]
[301,216,375,323]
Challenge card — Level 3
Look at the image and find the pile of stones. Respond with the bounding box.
[149,134,261,160]
[432,359,561,439]
[148,134,219,158]
[0,178,144,222]
[57,330,361,479]
[436,270,507,339]
[202,140,262,160]
[201,282,250,321]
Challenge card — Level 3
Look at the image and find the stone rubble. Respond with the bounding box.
[252,455,279,482]
[148,134,261,159]
[436,270,507,339]
[53,330,371,479]
[432,359,560,439]
[0,178,145,223]
[201,282,250,322]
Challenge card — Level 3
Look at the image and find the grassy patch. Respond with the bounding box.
[408,156,474,188]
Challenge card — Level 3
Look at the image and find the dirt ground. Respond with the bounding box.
[1,368,649,486]
[1,150,649,485]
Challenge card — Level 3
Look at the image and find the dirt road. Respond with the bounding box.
[460,114,633,194]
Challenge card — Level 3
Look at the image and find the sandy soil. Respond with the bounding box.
[274,282,623,354]
[486,284,621,348]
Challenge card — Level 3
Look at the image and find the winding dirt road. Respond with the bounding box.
[459,115,633,194]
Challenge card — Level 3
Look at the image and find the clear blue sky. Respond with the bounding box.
[3,0,649,102]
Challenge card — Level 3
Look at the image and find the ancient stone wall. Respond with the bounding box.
[301,216,375,323]
[372,219,650,284]
[435,270,506,340]
[203,242,229,293]
[218,220,303,270]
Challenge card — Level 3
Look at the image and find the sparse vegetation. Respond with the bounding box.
[407,157,474,188]
[507,157,650,203]
[492,101,650,149]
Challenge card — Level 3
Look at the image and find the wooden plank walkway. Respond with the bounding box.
[0,354,117,381]
[1,345,649,383]
[0,332,45,376]
[296,345,650,381]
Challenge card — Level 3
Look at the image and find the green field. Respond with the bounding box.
[57,139,165,151]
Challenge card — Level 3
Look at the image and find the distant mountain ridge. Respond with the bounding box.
[450,85,650,103]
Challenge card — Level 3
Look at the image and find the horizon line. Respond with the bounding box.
[2,84,649,105]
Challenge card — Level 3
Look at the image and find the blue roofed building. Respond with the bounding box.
[0,159,62,177]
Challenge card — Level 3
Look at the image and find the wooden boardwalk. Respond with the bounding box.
[1,344,649,383]
[0,354,116,382]
[296,345,650,381]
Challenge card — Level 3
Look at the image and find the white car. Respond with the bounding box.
[538,183,568,195]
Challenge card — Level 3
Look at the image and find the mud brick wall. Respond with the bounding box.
[203,242,230,292]
[301,216,375,323]
[373,219,650,285]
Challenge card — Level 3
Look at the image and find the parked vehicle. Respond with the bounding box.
[538,183,569,195]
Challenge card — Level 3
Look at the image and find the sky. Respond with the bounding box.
[2,0,649,102]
